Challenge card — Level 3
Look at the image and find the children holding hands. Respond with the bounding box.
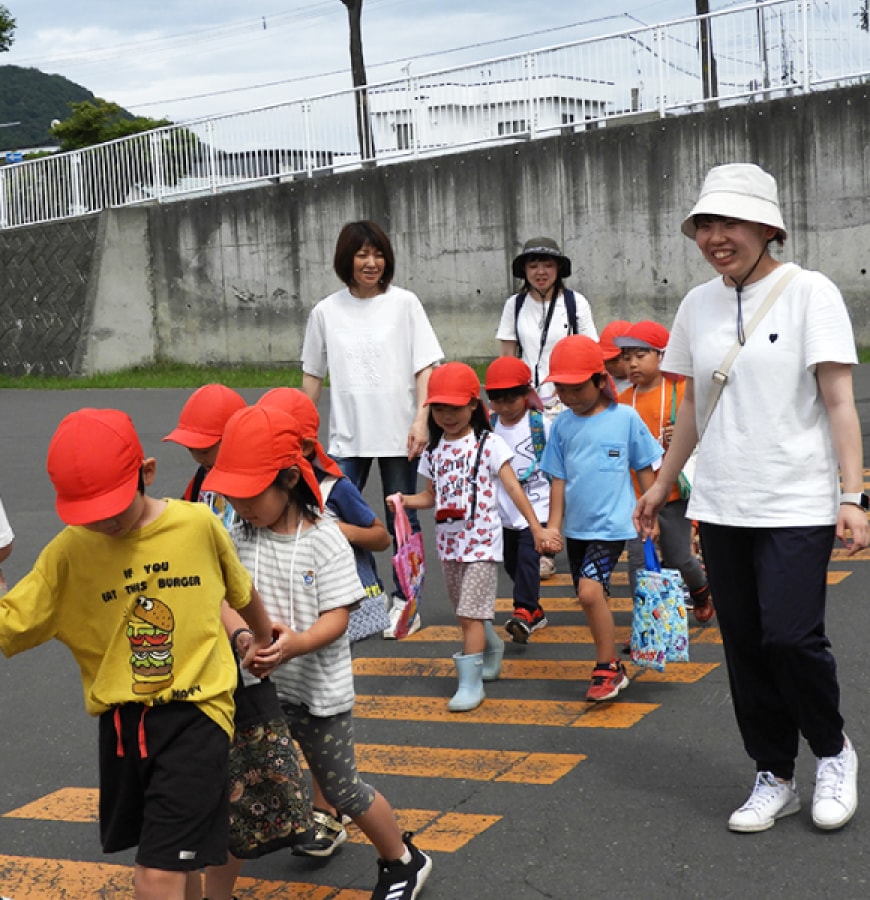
[390,362,561,713]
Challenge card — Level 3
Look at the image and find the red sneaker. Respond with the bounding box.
[586,660,630,702]
[504,607,548,644]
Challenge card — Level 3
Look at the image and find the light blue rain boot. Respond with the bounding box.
[482,620,504,681]
[448,652,485,712]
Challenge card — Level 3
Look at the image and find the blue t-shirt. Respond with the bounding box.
[541,403,662,541]
[318,472,384,597]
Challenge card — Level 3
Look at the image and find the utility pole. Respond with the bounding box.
[695,0,719,99]
[757,0,770,89]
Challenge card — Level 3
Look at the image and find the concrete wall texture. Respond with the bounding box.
[2,84,869,376]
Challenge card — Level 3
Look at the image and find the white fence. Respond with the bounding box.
[1,0,869,230]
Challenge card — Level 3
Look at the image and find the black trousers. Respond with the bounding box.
[699,522,844,780]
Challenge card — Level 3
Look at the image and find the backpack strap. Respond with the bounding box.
[513,292,527,359]
[466,431,490,524]
[563,289,579,335]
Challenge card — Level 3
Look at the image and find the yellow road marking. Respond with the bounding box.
[0,853,363,899]
[404,624,724,645]
[496,596,634,612]
[355,695,657,728]
[827,571,851,584]
[831,548,870,560]
[355,743,585,783]
[354,657,717,683]
[3,792,497,854]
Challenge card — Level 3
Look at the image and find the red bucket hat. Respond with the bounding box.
[426,362,482,406]
[257,387,343,479]
[203,405,321,509]
[598,320,632,361]
[162,384,247,449]
[614,320,670,353]
[48,408,145,526]
[484,357,532,391]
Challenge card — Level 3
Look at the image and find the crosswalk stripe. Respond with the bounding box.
[353,744,585,783]
[353,657,718,683]
[2,791,498,853]
[400,625,722,645]
[0,853,364,899]
[355,695,658,728]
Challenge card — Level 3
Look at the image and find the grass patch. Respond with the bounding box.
[0,363,306,390]
[0,361,495,390]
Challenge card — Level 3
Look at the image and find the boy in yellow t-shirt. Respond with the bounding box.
[616,321,714,623]
[0,408,274,900]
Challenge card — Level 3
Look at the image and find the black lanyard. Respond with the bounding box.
[533,297,558,388]
[466,431,490,526]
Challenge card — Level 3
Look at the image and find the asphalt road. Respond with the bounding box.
[1,376,870,899]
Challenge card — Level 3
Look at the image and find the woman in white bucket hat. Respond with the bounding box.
[635,163,868,835]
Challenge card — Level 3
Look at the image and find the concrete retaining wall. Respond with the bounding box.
[2,84,869,375]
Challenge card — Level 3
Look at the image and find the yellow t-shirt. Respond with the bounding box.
[0,499,252,738]
[619,377,683,504]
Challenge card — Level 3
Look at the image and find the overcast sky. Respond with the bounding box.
[1,1,738,122]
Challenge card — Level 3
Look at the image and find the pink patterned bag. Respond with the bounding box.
[390,494,426,639]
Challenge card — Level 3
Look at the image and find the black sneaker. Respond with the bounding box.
[291,808,348,858]
[371,831,432,900]
[504,607,547,644]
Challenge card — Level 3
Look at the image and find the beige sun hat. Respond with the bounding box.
[681,163,787,240]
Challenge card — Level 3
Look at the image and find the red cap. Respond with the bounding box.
[426,362,481,406]
[613,320,670,352]
[48,408,145,526]
[162,384,247,449]
[257,387,343,479]
[202,405,321,508]
[484,356,532,391]
[598,320,632,360]
[544,335,606,384]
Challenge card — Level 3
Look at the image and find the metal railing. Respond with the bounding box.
[1,0,868,230]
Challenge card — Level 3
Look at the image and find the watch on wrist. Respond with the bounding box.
[839,492,869,510]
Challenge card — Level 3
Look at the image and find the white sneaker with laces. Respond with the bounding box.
[812,735,858,830]
[382,596,422,639]
[727,771,801,833]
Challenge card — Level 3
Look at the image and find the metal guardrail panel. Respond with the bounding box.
[1,0,868,229]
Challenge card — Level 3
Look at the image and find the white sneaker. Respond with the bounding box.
[812,735,858,830]
[727,771,801,833]
[539,555,556,579]
[382,596,422,639]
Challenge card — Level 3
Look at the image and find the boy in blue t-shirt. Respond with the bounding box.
[541,335,662,702]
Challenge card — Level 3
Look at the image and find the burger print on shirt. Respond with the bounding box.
[127,594,176,695]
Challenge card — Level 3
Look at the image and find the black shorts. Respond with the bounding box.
[98,702,230,871]
[566,538,625,596]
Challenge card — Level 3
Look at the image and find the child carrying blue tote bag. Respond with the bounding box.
[630,537,690,672]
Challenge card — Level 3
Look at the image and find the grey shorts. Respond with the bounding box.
[441,559,498,619]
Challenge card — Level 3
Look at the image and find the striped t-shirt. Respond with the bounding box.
[233,518,365,716]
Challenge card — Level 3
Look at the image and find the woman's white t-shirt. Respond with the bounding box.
[496,290,597,404]
[663,263,858,527]
[301,285,443,458]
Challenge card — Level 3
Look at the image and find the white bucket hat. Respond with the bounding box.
[681,163,787,240]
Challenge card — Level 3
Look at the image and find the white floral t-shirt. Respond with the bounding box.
[418,431,513,562]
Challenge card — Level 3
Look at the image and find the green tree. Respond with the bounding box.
[50,98,170,151]
[0,5,15,53]
[339,0,375,162]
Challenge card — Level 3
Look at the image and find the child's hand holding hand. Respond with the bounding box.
[533,526,562,555]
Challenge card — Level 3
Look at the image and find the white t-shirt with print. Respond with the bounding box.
[496,290,597,403]
[418,431,513,562]
[233,518,364,717]
[663,263,858,527]
[301,285,443,458]
[492,412,551,529]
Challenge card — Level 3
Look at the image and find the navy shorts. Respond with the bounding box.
[566,539,625,596]
[98,702,230,871]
